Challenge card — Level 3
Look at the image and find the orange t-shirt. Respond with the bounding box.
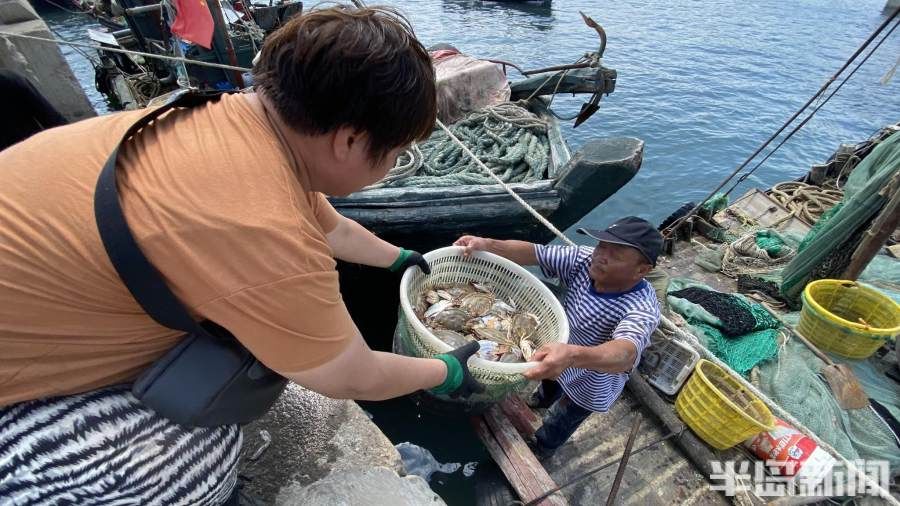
[0,93,355,406]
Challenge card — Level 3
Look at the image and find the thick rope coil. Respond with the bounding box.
[768,181,843,224]
[367,102,551,189]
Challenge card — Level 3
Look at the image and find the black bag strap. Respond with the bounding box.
[94,90,232,334]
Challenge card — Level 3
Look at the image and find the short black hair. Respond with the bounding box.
[253,5,437,162]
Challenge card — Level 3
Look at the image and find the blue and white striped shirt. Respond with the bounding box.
[536,245,660,412]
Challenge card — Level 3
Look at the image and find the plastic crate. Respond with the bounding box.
[639,338,700,396]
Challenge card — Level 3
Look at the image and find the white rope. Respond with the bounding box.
[434,117,576,247]
[658,315,899,504]
[0,31,251,72]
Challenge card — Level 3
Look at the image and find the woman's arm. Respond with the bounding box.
[326,215,400,267]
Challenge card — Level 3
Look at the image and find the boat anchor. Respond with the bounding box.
[573,11,608,128]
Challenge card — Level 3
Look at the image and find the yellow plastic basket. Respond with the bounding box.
[798,280,900,359]
[675,360,775,450]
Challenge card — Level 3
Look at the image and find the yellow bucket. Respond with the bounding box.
[675,360,775,450]
[798,280,900,359]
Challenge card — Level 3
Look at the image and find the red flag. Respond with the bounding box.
[171,0,215,50]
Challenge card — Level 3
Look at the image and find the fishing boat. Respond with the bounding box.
[331,100,636,255]
[466,123,900,505]
[77,1,636,254]
[85,0,301,109]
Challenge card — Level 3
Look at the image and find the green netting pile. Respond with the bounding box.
[798,202,844,252]
[756,321,900,477]
[691,322,779,376]
[700,192,729,215]
[781,129,900,302]
[754,229,787,256]
[668,278,779,375]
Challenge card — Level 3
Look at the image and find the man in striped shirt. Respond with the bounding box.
[455,216,662,458]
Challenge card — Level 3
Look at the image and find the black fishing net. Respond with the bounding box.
[737,274,786,305]
[669,287,758,336]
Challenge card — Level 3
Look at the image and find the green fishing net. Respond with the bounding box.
[797,202,845,252]
[701,192,729,215]
[692,321,779,376]
[694,246,725,272]
[756,333,900,476]
[668,279,780,375]
[668,275,900,477]
[754,230,787,256]
[746,299,780,329]
[782,129,900,301]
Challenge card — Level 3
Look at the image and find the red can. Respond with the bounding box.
[744,418,835,483]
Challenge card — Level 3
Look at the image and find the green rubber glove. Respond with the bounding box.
[430,341,485,398]
[388,248,431,274]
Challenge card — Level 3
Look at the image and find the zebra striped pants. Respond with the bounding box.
[0,385,242,505]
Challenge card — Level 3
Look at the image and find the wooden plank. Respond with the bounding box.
[509,67,608,100]
[473,410,570,506]
[472,416,532,499]
[481,408,551,503]
[843,184,900,279]
[482,405,569,506]
[499,397,542,436]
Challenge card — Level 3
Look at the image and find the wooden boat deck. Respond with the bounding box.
[475,395,732,505]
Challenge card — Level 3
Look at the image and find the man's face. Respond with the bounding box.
[588,242,649,288]
[317,128,408,196]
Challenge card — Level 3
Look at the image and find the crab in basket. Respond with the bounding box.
[413,281,541,363]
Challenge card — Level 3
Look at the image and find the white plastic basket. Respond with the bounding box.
[397,246,569,404]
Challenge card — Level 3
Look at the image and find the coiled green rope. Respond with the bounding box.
[367,101,551,189]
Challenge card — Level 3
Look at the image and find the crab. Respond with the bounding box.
[430,307,470,332]
[472,327,518,348]
[519,338,536,361]
[509,312,540,342]
[459,291,495,317]
[432,329,470,348]
[415,280,542,364]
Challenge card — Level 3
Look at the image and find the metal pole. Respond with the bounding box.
[124,4,162,15]
[842,177,900,280]
[207,0,245,87]
[605,415,642,506]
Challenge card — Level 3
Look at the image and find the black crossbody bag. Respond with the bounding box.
[94,91,288,427]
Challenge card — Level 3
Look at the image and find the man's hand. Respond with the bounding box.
[454,235,491,257]
[453,236,538,266]
[389,248,430,274]
[431,341,486,398]
[523,342,576,380]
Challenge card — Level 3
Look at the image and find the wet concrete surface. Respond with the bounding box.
[274,466,446,506]
[238,383,404,504]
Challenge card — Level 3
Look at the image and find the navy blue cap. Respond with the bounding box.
[577,216,663,266]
